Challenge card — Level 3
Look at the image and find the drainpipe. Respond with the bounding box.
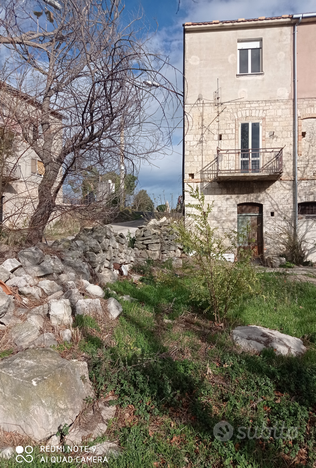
[182,25,186,216]
[293,15,302,242]
[292,13,316,240]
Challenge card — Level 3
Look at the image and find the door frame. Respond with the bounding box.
[237,202,263,258]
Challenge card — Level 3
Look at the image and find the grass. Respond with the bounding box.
[229,272,316,339]
[1,264,316,467]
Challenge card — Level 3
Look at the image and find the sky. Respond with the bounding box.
[122,0,316,207]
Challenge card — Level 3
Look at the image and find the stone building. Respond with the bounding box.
[183,13,316,261]
[0,82,63,227]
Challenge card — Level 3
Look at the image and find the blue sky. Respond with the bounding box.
[123,0,316,207]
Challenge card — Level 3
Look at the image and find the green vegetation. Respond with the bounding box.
[0,349,13,359]
[175,186,257,323]
[1,260,316,467]
[132,189,154,211]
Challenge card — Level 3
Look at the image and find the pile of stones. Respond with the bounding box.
[133,217,183,265]
[52,224,136,285]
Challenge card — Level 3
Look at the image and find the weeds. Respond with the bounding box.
[175,186,257,323]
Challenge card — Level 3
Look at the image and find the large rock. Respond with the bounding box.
[6,275,35,288]
[18,246,45,266]
[30,333,58,348]
[75,299,103,316]
[38,280,63,296]
[62,258,90,281]
[30,304,49,317]
[97,271,117,287]
[49,299,73,327]
[10,322,40,349]
[0,291,14,320]
[0,349,93,440]
[24,260,54,278]
[19,286,42,301]
[64,400,116,445]
[0,266,10,283]
[45,255,64,274]
[232,325,307,356]
[85,283,104,298]
[107,297,123,320]
[1,258,21,272]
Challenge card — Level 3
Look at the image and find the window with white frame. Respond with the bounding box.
[238,40,262,74]
[240,122,261,173]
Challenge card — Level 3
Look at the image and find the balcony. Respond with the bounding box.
[201,147,283,182]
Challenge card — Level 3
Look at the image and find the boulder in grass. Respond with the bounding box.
[107,297,123,320]
[232,325,306,356]
[0,349,93,441]
[75,299,103,317]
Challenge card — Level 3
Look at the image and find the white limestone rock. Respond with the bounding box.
[10,322,40,349]
[0,266,11,283]
[27,314,44,329]
[49,299,73,327]
[85,283,105,298]
[39,280,63,296]
[1,258,21,272]
[75,299,103,316]
[60,329,72,343]
[6,275,35,288]
[107,297,123,320]
[232,325,307,356]
[0,349,93,440]
[30,333,58,348]
[0,291,14,319]
[19,286,43,301]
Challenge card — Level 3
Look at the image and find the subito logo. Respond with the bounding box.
[213,421,234,442]
[16,446,34,463]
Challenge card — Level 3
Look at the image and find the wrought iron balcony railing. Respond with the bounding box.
[200,147,283,182]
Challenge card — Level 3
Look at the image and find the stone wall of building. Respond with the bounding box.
[184,97,316,261]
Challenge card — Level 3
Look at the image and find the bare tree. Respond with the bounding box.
[0,0,180,244]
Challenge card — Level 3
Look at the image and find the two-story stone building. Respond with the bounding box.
[183,13,316,261]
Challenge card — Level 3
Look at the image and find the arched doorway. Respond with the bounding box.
[237,203,263,258]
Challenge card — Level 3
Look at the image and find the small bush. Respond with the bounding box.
[175,186,257,323]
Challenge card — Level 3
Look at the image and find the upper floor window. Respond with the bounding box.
[238,40,262,74]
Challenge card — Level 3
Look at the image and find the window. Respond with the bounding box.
[238,40,262,74]
[240,122,261,172]
[31,159,45,176]
[298,202,316,218]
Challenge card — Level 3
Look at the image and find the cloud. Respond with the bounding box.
[136,0,316,203]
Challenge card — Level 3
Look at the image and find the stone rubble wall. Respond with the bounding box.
[133,217,183,263]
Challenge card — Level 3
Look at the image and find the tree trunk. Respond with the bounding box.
[25,161,61,244]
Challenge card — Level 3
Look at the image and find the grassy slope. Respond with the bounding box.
[1,266,316,468]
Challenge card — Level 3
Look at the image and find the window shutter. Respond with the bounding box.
[37,161,45,176]
[31,159,37,174]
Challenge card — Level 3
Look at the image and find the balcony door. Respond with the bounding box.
[240,122,260,173]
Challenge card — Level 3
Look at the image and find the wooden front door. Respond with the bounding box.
[237,203,263,258]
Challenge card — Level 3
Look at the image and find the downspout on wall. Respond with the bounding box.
[292,13,316,239]
[182,25,186,215]
[293,15,302,241]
